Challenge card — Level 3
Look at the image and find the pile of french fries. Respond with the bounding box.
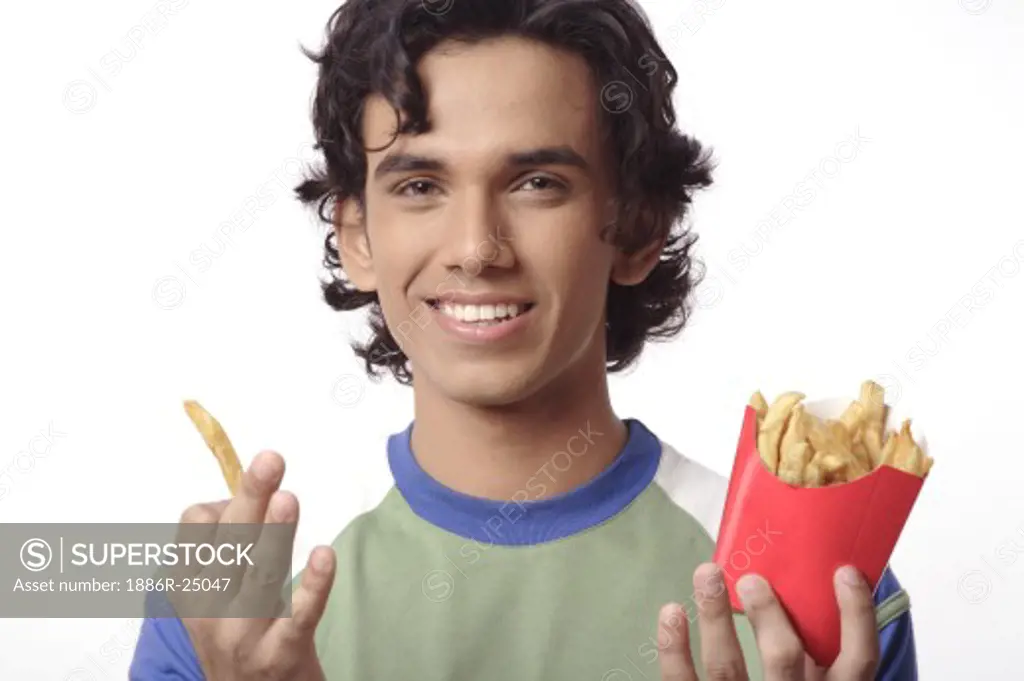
[748,380,934,487]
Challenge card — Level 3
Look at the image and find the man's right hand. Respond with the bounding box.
[176,450,337,681]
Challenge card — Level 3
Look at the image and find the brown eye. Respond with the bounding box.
[396,179,440,197]
[517,175,566,193]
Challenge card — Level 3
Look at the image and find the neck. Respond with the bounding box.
[409,358,627,501]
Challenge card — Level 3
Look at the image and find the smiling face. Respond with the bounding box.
[338,36,655,407]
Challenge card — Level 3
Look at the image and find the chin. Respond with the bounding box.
[423,355,554,408]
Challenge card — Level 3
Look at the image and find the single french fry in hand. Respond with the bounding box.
[184,400,243,496]
[757,392,805,475]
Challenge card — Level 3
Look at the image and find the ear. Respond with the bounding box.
[610,230,666,286]
[334,197,376,291]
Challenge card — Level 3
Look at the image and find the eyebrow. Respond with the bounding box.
[507,146,589,171]
[372,145,590,181]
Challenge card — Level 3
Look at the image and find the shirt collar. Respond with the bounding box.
[387,418,662,545]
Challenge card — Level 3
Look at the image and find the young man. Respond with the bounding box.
[130,0,918,679]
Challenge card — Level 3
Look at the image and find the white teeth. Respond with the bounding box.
[439,302,528,323]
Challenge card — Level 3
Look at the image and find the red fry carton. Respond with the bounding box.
[712,397,928,667]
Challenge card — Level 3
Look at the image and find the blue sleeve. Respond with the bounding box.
[873,569,918,681]
[129,593,206,680]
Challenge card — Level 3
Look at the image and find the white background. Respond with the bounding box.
[2,0,1022,677]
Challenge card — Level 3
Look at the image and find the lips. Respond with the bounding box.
[423,293,537,342]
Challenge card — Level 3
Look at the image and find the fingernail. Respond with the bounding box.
[836,566,862,589]
[700,563,724,595]
[268,495,283,522]
[736,574,764,607]
[311,549,330,573]
[658,603,683,647]
[252,453,275,483]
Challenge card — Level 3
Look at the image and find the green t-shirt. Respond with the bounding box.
[129,419,917,680]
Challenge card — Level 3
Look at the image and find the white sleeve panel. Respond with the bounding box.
[653,441,730,541]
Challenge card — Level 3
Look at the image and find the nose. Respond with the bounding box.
[438,188,515,276]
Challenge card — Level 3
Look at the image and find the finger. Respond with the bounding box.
[736,574,805,680]
[218,450,285,525]
[180,500,232,523]
[161,500,232,617]
[826,567,879,681]
[658,603,698,681]
[266,546,337,651]
[206,452,286,586]
[693,563,748,680]
[173,500,231,578]
[230,491,299,622]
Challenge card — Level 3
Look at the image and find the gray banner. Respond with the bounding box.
[1,523,296,618]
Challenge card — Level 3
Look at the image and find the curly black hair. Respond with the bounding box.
[294,0,715,385]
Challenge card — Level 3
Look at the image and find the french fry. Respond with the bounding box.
[888,419,934,477]
[915,439,934,475]
[806,418,832,457]
[879,432,898,468]
[780,404,810,458]
[829,419,872,471]
[184,400,243,496]
[851,439,870,466]
[757,392,805,475]
[838,400,864,433]
[803,459,826,487]
[810,433,868,484]
[859,381,887,465]
[778,441,813,485]
[890,422,914,472]
[859,380,887,420]
[749,391,769,423]
[826,420,852,452]
[814,451,851,485]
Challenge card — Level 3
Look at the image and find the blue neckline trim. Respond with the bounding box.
[387,418,662,546]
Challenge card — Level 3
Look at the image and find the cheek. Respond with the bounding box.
[365,214,432,297]
[523,224,613,313]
